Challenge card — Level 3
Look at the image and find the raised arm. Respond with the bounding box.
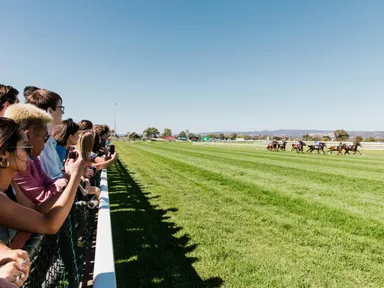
[0,156,85,235]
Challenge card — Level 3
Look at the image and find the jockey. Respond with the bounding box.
[314,140,320,147]
[337,141,343,148]
[296,138,302,148]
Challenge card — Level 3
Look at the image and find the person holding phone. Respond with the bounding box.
[52,118,79,164]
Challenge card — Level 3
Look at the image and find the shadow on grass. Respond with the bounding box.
[108,160,223,288]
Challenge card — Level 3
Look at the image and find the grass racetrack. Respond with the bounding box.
[108,141,384,287]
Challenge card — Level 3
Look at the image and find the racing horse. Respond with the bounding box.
[267,140,279,151]
[328,143,349,155]
[278,141,287,151]
[306,142,327,154]
[347,142,362,155]
[291,142,307,153]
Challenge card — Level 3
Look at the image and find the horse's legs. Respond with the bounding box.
[356,150,362,155]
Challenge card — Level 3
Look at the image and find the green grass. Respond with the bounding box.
[109,141,384,287]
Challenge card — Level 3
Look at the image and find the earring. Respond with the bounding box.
[0,157,9,169]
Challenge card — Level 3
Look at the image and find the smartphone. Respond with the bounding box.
[67,147,77,160]
[68,151,77,160]
[109,145,115,155]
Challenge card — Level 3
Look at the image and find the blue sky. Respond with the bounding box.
[1,0,384,134]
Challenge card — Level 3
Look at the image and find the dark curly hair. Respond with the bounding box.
[0,117,23,155]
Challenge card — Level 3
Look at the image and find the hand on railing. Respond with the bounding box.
[0,258,29,287]
[83,167,94,178]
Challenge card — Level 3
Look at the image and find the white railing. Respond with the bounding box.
[93,169,117,288]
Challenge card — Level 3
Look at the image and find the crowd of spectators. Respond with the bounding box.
[0,84,117,287]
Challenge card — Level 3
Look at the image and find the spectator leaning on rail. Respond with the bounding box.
[4,104,68,204]
[25,89,65,180]
[78,120,118,170]
[0,85,19,117]
[0,117,85,287]
[93,124,110,157]
[76,130,100,200]
[53,118,80,164]
[0,117,86,241]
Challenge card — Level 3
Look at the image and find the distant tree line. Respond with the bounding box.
[123,127,382,142]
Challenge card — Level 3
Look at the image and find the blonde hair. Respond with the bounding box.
[4,103,52,131]
[76,130,95,160]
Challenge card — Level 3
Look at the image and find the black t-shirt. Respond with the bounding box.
[5,185,16,202]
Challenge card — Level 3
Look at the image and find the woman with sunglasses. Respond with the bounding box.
[4,104,71,204]
[0,117,85,286]
[0,117,30,287]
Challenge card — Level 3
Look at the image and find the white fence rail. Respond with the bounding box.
[93,169,117,288]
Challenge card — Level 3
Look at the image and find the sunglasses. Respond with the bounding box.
[9,145,33,156]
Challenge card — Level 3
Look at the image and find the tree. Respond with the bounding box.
[162,128,172,137]
[218,133,225,140]
[302,133,313,141]
[365,137,376,142]
[178,131,187,138]
[128,132,140,141]
[229,133,237,140]
[207,134,217,139]
[272,136,282,141]
[334,129,350,141]
[244,135,253,140]
[354,135,363,143]
[143,127,160,138]
[322,135,331,141]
